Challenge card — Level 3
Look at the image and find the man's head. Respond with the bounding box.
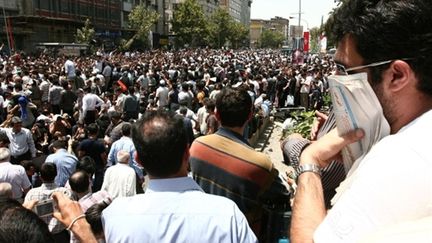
[51,140,66,152]
[328,0,432,132]
[121,123,131,137]
[86,123,99,137]
[69,171,90,194]
[132,110,188,178]
[11,116,22,133]
[0,148,11,163]
[40,163,57,183]
[116,150,130,164]
[0,182,13,199]
[215,87,252,128]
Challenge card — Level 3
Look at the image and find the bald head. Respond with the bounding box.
[0,182,13,198]
[117,150,130,164]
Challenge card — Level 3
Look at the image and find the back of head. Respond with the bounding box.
[69,171,90,194]
[121,123,131,137]
[215,87,252,127]
[0,183,12,199]
[51,140,66,150]
[0,148,10,162]
[85,201,110,238]
[86,123,99,136]
[327,0,432,94]
[132,110,187,177]
[40,163,57,182]
[0,198,54,243]
[116,150,130,164]
[77,156,96,176]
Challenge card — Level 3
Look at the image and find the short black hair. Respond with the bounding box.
[51,140,66,150]
[85,201,109,237]
[0,198,54,243]
[69,171,89,194]
[215,87,252,127]
[327,0,432,95]
[76,156,96,176]
[40,163,57,182]
[121,123,131,137]
[132,110,187,177]
[86,123,99,136]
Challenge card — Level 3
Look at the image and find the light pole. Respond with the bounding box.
[1,0,11,54]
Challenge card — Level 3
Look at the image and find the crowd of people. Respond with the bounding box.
[1,0,432,242]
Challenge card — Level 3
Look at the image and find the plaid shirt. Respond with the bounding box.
[24,182,73,234]
[79,190,111,212]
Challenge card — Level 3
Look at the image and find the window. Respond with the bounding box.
[40,0,50,10]
[60,0,70,13]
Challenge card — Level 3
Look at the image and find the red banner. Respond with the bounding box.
[303,31,310,52]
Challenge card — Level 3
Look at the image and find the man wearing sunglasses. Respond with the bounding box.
[291,0,432,242]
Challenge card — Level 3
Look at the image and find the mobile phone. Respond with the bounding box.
[34,199,54,217]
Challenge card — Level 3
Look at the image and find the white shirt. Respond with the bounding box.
[1,127,36,157]
[0,162,31,199]
[101,163,136,199]
[314,110,432,243]
[156,86,169,107]
[64,59,76,79]
[102,177,257,243]
[82,93,104,115]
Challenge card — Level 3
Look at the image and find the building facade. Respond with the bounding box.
[249,16,289,48]
[220,0,251,26]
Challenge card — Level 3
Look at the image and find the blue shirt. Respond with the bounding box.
[107,136,143,179]
[102,177,257,243]
[45,149,78,186]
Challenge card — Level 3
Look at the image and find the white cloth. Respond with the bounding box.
[1,127,36,157]
[64,59,76,79]
[102,177,257,243]
[155,86,169,107]
[0,162,31,200]
[314,110,432,243]
[101,163,136,199]
[82,93,104,116]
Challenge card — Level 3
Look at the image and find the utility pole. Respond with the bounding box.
[1,0,11,54]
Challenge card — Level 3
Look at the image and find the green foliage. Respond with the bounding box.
[208,8,232,48]
[75,19,95,46]
[282,110,316,140]
[171,0,210,47]
[227,21,249,49]
[120,4,160,51]
[309,26,324,53]
[260,29,284,48]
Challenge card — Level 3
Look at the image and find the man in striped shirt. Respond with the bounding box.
[190,87,290,240]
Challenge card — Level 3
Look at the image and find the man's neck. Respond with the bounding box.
[77,191,91,200]
[220,125,244,136]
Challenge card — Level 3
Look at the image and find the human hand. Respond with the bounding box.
[52,191,83,227]
[300,128,364,168]
[310,111,328,140]
[22,199,38,210]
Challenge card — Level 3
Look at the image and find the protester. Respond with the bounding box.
[103,109,257,242]
[291,1,432,242]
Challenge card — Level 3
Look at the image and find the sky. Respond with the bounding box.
[251,0,339,29]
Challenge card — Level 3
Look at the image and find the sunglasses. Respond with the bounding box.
[335,58,413,75]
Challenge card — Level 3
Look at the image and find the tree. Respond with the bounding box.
[260,29,284,48]
[120,4,160,50]
[171,0,210,47]
[208,8,232,48]
[227,21,249,49]
[75,19,95,46]
[309,26,324,53]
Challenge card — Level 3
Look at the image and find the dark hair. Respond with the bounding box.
[51,140,66,150]
[40,163,57,182]
[76,156,96,176]
[215,87,252,127]
[69,171,89,194]
[86,123,99,136]
[327,0,432,94]
[132,110,187,177]
[121,123,131,137]
[0,198,54,243]
[85,202,109,237]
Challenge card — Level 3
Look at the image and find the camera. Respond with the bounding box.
[34,199,55,217]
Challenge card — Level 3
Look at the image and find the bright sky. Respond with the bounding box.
[251,0,339,29]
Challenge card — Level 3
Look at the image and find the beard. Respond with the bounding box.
[371,82,396,133]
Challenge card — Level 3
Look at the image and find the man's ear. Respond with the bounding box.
[385,60,415,92]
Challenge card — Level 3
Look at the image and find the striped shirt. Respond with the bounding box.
[190,127,290,237]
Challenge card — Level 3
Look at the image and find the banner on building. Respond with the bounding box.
[303,31,310,52]
[320,33,327,53]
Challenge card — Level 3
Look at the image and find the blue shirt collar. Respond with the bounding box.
[147,177,203,193]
